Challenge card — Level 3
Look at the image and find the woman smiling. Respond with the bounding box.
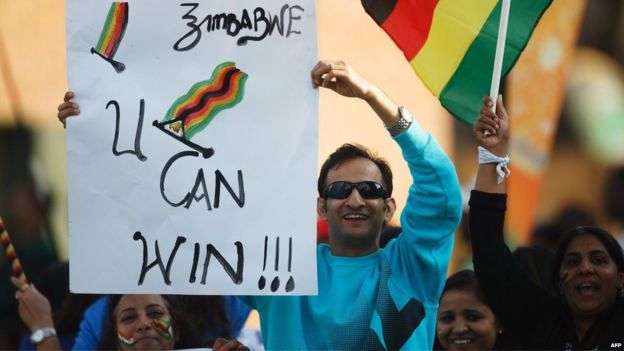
[469,96,624,349]
[435,270,516,351]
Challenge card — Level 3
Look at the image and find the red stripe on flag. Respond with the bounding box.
[381,0,439,60]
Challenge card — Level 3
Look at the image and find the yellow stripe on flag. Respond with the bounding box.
[101,5,120,55]
[410,0,498,97]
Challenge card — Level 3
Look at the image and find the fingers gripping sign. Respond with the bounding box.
[212,337,250,351]
[57,91,81,129]
[310,60,371,99]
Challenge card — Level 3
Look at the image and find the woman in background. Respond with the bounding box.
[435,270,516,350]
[469,95,624,349]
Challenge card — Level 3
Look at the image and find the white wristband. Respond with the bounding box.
[478,146,510,184]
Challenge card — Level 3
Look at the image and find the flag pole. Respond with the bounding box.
[485,0,511,136]
[490,0,511,111]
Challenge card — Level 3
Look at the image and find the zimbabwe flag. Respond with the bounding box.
[362,0,552,124]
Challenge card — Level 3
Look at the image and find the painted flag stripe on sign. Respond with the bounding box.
[163,62,248,140]
[95,2,129,58]
[362,0,552,124]
[169,64,238,120]
[184,70,247,137]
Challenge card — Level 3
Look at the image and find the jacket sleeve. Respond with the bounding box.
[386,120,463,305]
[469,190,553,337]
[71,296,108,350]
[223,296,252,338]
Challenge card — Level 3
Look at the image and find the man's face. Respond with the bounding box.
[317,157,395,256]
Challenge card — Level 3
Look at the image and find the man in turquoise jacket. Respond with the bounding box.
[240,60,462,350]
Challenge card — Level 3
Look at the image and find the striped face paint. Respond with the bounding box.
[560,271,572,289]
[117,331,135,346]
[152,318,173,340]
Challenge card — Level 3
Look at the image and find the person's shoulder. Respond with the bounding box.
[84,295,109,318]
[224,295,251,313]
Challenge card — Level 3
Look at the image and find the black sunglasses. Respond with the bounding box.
[322,181,389,199]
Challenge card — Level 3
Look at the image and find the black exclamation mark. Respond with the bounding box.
[270,237,280,292]
[285,237,295,292]
[258,236,268,290]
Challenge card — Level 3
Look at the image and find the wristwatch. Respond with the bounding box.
[30,327,56,344]
[385,106,413,136]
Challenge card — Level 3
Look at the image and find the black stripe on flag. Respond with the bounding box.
[361,0,398,25]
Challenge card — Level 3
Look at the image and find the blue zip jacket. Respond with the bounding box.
[240,118,462,350]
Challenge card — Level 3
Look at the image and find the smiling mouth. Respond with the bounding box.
[450,338,473,345]
[342,213,368,220]
[576,283,599,297]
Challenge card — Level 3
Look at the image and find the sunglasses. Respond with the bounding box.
[322,181,389,199]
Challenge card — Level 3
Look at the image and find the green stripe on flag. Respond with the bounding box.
[440,0,552,125]
[96,4,116,52]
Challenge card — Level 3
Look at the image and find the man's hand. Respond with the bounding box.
[310,60,372,100]
[473,95,509,156]
[311,59,401,127]
[57,91,80,129]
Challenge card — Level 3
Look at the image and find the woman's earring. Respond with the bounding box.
[498,328,504,335]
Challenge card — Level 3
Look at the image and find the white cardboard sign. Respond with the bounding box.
[66,0,318,295]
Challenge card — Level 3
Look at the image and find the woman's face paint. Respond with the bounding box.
[151,318,173,340]
[117,331,135,346]
[560,271,571,289]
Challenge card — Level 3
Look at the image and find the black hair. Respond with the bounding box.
[551,226,624,295]
[441,270,488,305]
[317,143,393,197]
[98,294,203,350]
[175,295,232,341]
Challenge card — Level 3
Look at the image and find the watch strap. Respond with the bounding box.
[30,327,56,344]
[385,106,413,136]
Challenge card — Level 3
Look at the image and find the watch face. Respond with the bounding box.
[32,330,43,342]
[31,328,54,344]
